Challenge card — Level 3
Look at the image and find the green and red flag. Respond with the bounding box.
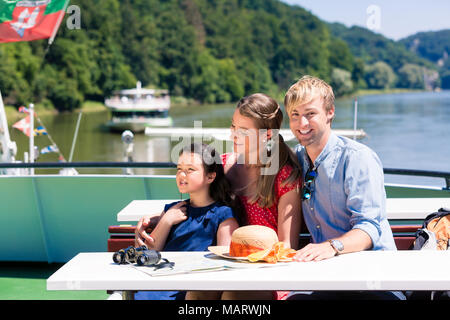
[0,0,69,43]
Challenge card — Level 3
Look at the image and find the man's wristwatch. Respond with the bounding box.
[328,239,344,256]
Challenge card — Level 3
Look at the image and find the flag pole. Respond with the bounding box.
[48,0,70,46]
[29,103,35,175]
[69,111,82,162]
[43,0,70,59]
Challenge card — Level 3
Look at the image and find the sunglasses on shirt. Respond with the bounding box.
[302,168,318,200]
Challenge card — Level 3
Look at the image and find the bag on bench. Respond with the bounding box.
[413,207,450,251]
[406,208,450,300]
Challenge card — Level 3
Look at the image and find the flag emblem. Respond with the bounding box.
[11,5,41,37]
[0,0,69,43]
[12,115,32,136]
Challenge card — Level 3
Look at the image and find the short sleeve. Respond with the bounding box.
[344,148,385,246]
[163,201,182,213]
[215,205,236,224]
[275,165,301,199]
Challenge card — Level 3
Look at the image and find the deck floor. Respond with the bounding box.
[0,262,108,300]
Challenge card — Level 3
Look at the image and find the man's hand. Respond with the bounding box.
[293,242,336,262]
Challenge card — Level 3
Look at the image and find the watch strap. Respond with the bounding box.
[328,240,340,256]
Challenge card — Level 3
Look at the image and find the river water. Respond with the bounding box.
[8,91,450,187]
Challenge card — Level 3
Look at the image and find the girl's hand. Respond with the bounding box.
[161,201,188,226]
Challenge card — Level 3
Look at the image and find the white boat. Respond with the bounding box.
[104,81,173,132]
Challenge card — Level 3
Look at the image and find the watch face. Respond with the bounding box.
[332,240,344,251]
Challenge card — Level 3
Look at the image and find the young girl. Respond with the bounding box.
[134,143,240,300]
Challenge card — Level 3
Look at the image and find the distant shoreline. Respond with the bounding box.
[350,88,426,98]
[4,88,439,124]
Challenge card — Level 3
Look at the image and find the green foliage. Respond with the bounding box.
[328,38,354,73]
[351,58,367,89]
[328,23,434,71]
[397,64,425,89]
[400,30,449,90]
[330,68,353,96]
[400,30,450,64]
[1,0,447,112]
[364,61,396,89]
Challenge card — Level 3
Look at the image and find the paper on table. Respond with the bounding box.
[127,253,289,277]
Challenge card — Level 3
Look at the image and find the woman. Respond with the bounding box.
[224,93,302,249]
[135,93,302,300]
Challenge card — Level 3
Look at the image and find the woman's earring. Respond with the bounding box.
[266,138,273,154]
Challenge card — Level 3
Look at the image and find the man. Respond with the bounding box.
[284,75,404,300]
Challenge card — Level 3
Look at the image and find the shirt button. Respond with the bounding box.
[310,207,314,211]
[316,225,321,229]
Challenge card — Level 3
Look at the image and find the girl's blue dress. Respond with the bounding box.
[134,200,235,300]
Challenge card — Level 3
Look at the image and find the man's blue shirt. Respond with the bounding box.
[295,132,396,251]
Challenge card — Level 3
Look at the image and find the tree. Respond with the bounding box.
[364,61,396,89]
[397,64,425,89]
[330,68,353,96]
[351,58,366,89]
[328,38,354,73]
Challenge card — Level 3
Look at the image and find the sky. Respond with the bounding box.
[282,0,450,40]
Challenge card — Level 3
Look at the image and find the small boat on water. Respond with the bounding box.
[104,81,173,132]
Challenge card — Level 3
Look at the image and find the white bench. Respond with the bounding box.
[116,198,450,222]
[386,198,449,220]
[117,199,179,222]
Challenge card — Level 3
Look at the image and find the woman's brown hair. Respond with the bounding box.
[236,93,302,208]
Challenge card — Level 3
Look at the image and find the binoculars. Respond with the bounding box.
[112,245,148,264]
[113,245,174,269]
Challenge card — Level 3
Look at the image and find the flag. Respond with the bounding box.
[0,0,69,43]
[12,115,32,136]
[18,106,29,113]
[34,125,47,135]
[40,145,58,154]
[12,117,48,136]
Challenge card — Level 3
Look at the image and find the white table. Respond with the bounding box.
[117,198,450,222]
[47,251,450,292]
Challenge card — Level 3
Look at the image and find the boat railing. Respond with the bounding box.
[1,162,449,190]
[105,97,170,109]
[383,168,450,190]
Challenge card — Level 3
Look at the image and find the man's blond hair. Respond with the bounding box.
[284,75,335,116]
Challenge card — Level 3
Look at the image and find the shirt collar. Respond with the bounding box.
[302,131,340,169]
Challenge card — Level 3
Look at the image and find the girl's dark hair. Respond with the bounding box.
[179,143,246,225]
